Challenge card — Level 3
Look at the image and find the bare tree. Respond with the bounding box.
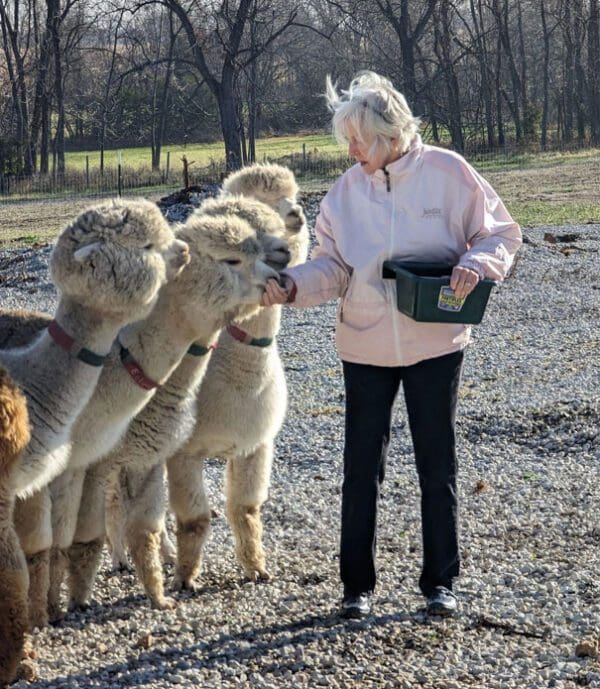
[159,0,297,169]
[588,0,600,143]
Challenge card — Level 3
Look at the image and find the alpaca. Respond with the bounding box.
[105,163,308,601]
[0,368,30,688]
[45,201,290,616]
[0,199,188,682]
[1,198,189,498]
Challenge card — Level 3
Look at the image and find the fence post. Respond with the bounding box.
[117,151,123,197]
[85,155,90,187]
[302,143,306,165]
[181,155,190,189]
[166,151,170,183]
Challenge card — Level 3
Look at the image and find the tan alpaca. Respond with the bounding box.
[0,200,187,641]
[106,164,308,600]
[47,202,289,615]
[0,368,30,688]
[0,200,187,683]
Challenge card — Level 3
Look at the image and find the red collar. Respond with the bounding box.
[226,324,273,348]
[47,320,107,367]
[119,343,159,390]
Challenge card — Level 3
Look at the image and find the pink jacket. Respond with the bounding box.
[285,135,522,367]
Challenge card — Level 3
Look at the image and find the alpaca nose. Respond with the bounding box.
[285,206,305,231]
[258,261,281,284]
[172,239,190,270]
[265,245,291,271]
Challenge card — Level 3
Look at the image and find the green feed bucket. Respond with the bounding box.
[382,261,497,324]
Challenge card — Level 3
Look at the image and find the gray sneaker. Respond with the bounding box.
[426,586,457,617]
[340,593,371,619]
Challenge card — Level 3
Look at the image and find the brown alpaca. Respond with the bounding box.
[0,368,30,688]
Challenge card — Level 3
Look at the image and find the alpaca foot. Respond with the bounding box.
[244,566,271,583]
[28,605,48,632]
[172,574,200,593]
[16,658,38,682]
[150,595,177,611]
[109,561,132,576]
[67,599,90,613]
[48,602,66,624]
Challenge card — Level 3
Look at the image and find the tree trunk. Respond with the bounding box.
[50,0,65,174]
[434,0,463,152]
[562,1,574,143]
[588,0,600,144]
[540,0,550,149]
[218,83,243,171]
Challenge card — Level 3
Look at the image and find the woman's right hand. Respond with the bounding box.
[262,277,294,306]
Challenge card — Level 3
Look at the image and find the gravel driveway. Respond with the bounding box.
[1,197,599,689]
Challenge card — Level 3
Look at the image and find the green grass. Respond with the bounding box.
[66,133,344,171]
[507,201,600,227]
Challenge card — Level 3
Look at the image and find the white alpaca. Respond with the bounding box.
[106,164,308,601]
[46,201,290,615]
[0,198,187,683]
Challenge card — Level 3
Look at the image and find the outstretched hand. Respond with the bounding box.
[262,277,293,306]
[450,266,480,299]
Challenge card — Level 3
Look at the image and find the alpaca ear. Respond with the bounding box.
[74,242,102,263]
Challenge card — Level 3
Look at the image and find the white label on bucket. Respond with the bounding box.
[438,286,466,312]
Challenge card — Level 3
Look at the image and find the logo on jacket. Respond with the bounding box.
[422,207,443,218]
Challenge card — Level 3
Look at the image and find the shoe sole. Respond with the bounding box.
[340,608,370,619]
[426,605,456,617]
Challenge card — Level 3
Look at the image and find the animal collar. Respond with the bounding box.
[119,343,159,390]
[187,342,217,357]
[226,324,273,348]
[48,320,107,367]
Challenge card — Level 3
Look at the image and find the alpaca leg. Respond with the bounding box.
[67,467,106,609]
[160,526,176,565]
[125,463,176,610]
[105,467,130,572]
[167,452,211,592]
[14,489,52,630]
[225,443,273,582]
[47,469,85,622]
[0,486,30,687]
[66,539,104,610]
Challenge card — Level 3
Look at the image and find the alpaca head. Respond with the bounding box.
[221,164,309,266]
[172,213,288,325]
[222,163,305,234]
[0,367,30,473]
[194,196,291,271]
[50,198,190,320]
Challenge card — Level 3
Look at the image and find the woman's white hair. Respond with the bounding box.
[325,71,420,160]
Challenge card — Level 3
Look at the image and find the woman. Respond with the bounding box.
[263,71,521,619]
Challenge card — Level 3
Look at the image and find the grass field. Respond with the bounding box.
[1,137,598,247]
[66,133,345,171]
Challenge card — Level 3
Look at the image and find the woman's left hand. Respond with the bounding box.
[450,266,480,299]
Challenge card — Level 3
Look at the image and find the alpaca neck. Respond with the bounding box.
[232,305,282,341]
[116,297,224,386]
[54,297,126,355]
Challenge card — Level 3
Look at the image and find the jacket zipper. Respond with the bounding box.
[383,168,391,192]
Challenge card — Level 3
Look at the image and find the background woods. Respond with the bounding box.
[1,0,600,176]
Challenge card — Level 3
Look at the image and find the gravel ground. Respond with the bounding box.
[1,197,599,689]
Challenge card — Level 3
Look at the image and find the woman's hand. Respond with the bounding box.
[262,276,294,306]
[450,266,480,299]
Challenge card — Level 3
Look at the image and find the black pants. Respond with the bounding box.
[340,349,463,598]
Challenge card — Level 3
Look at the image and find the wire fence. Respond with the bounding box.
[0,151,355,203]
[1,140,599,203]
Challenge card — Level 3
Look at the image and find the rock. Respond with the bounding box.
[575,638,599,658]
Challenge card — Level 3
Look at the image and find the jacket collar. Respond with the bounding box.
[371,133,423,184]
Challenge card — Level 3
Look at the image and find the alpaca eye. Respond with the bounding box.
[144,243,154,250]
[224,259,241,266]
